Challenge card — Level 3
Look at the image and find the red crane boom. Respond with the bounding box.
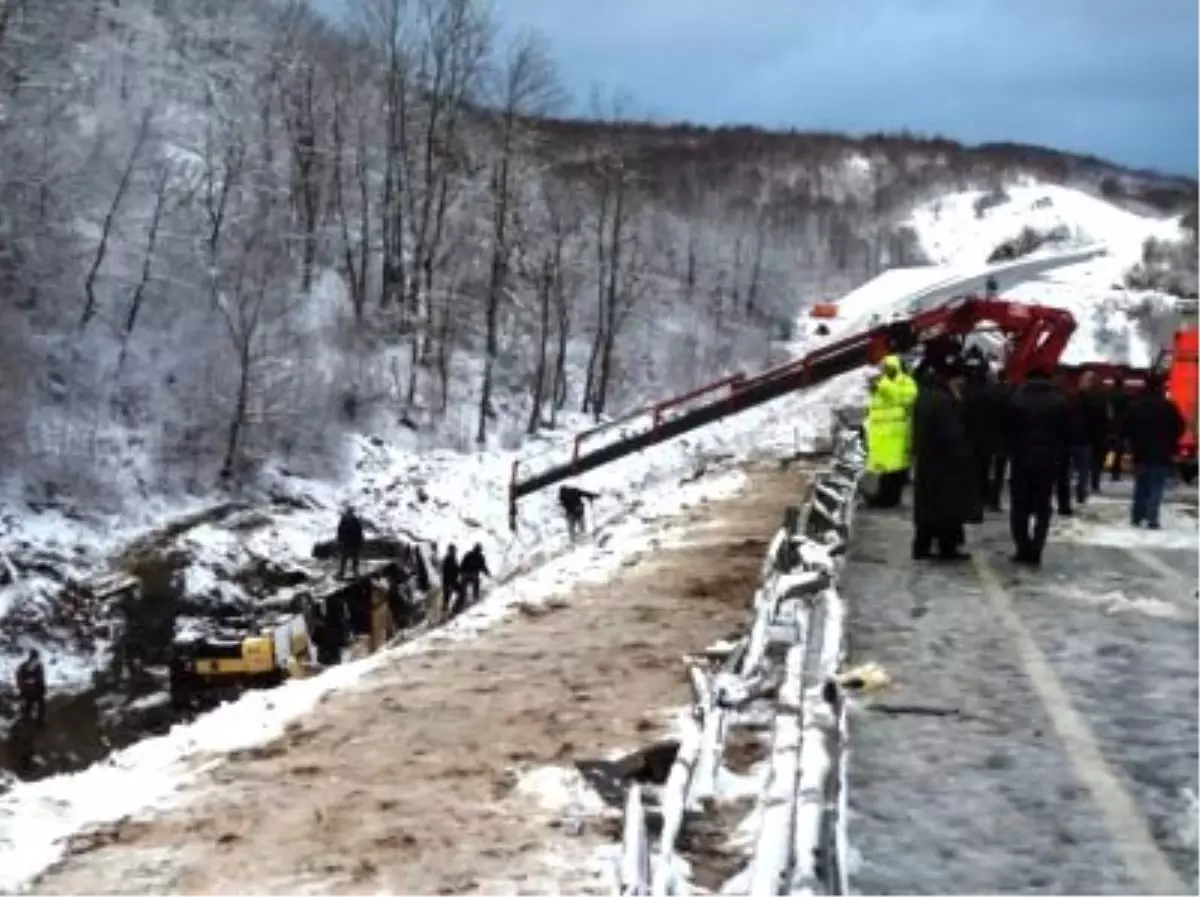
[508,295,1077,529]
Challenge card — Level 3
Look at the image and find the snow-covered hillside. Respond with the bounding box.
[0,173,1192,892]
[922,186,1189,366]
[911,183,1185,270]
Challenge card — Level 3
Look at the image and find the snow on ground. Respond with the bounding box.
[908,183,1188,366]
[0,464,762,893]
[0,177,1188,890]
[0,381,837,693]
[910,183,1183,271]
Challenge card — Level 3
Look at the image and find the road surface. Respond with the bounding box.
[844,485,1198,895]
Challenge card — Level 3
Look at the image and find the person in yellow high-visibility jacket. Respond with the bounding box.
[866,355,916,507]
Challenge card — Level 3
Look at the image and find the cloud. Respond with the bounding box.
[324,0,1200,175]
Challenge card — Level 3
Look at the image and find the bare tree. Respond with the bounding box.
[80,108,152,329]
[401,0,489,407]
[581,91,638,417]
[476,31,559,445]
[117,160,173,371]
[214,197,293,481]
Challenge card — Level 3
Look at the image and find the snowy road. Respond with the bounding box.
[25,462,811,895]
[844,489,1198,895]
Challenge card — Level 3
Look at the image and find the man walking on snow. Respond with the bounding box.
[1123,371,1184,529]
[1005,367,1070,567]
[458,543,491,608]
[864,355,916,508]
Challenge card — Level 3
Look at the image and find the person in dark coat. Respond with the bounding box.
[336,507,365,579]
[346,580,372,638]
[1005,367,1070,566]
[1123,372,1185,529]
[15,649,47,726]
[985,370,1012,511]
[559,485,599,541]
[961,355,997,513]
[317,593,348,664]
[910,354,979,561]
[441,544,461,617]
[1103,373,1130,483]
[459,543,491,607]
[1062,370,1106,507]
[1053,372,1077,517]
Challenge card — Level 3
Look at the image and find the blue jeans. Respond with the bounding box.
[1132,464,1170,527]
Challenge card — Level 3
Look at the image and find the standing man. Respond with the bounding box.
[440,544,461,618]
[1076,371,1110,496]
[864,355,914,508]
[986,369,1013,512]
[1054,372,1076,517]
[459,543,491,608]
[1104,373,1130,483]
[962,354,999,511]
[910,354,979,560]
[336,506,364,579]
[1123,372,1184,529]
[1064,370,1106,507]
[15,649,47,726]
[1006,367,1070,567]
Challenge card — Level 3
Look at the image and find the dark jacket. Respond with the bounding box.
[1070,388,1109,447]
[1123,393,1184,466]
[961,372,998,460]
[1006,378,1069,473]
[1105,384,1130,436]
[337,511,364,550]
[987,378,1014,455]
[911,379,981,528]
[460,546,490,580]
[441,551,460,590]
[558,486,598,518]
[16,658,45,699]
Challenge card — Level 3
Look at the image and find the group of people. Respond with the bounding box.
[865,342,1185,566]
[439,542,491,618]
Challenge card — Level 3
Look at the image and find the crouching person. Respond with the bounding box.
[558,485,599,541]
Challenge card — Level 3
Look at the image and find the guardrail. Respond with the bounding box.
[619,426,867,896]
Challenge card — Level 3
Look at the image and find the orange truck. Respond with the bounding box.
[1166,323,1198,482]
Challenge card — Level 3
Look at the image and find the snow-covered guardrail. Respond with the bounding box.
[902,244,1107,316]
[619,427,867,896]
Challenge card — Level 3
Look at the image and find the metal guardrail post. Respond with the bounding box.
[621,426,867,897]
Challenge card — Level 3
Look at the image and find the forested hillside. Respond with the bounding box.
[0,0,1194,511]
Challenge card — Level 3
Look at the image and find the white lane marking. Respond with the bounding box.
[972,553,1189,896]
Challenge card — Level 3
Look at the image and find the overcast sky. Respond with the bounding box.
[317,0,1199,176]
